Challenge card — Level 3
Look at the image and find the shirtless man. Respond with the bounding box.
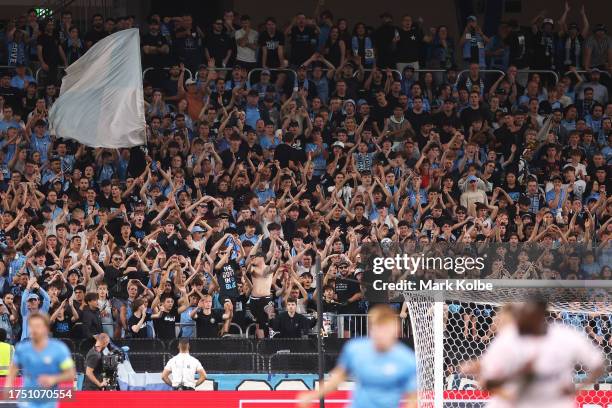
[247,245,279,339]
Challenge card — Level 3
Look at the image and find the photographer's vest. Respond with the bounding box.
[0,341,14,375]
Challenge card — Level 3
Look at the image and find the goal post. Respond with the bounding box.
[404,279,612,408]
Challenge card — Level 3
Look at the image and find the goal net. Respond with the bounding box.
[404,282,612,408]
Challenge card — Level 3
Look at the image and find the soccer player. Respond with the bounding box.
[476,300,605,408]
[3,312,76,407]
[297,305,417,408]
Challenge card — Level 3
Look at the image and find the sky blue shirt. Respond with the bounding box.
[12,338,74,407]
[338,338,417,408]
[10,75,36,90]
[20,288,51,340]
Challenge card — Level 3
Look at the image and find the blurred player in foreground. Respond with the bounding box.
[464,300,605,408]
[3,312,75,408]
[297,305,417,408]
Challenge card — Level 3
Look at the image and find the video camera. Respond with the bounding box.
[102,348,125,372]
[101,345,129,391]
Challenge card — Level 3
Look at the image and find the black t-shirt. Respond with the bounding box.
[290,26,317,66]
[397,27,424,62]
[335,276,361,313]
[405,110,431,135]
[215,260,240,299]
[104,266,127,299]
[374,23,398,68]
[273,143,305,168]
[38,33,62,66]
[153,310,177,340]
[127,313,151,338]
[259,30,285,68]
[0,86,22,109]
[84,29,107,47]
[51,316,73,339]
[82,347,103,390]
[194,309,223,337]
[141,32,170,68]
[370,102,394,131]
[507,28,531,68]
[205,32,233,64]
[173,27,204,68]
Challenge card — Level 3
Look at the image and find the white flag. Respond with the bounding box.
[49,28,146,148]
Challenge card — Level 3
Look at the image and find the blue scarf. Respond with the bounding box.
[352,36,374,65]
[7,41,27,66]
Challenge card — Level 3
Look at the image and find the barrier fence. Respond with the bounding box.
[0,65,34,77]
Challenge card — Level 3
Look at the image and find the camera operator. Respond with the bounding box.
[82,333,110,390]
[161,338,206,390]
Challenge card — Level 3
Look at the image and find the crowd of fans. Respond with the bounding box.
[0,3,609,348]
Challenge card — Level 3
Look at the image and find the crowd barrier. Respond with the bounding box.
[0,65,34,77]
[142,66,193,83]
[247,68,298,90]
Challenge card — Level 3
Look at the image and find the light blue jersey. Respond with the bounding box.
[12,338,74,408]
[338,338,417,408]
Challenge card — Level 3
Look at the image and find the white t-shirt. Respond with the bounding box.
[481,324,603,408]
[164,353,204,388]
[235,29,258,63]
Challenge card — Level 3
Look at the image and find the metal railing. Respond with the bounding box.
[0,65,34,77]
[357,68,402,81]
[247,68,298,90]
[142,66,193,83]
[455,69,505,89]
[195,67,233,82]
[335,314,407,338]
[35,66,66,87]
[518,69,559,85]
[575,69,611,78]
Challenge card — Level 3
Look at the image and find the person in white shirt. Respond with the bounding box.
[474,300,604,408]
[235,15,258,70]
[161,338,207,390]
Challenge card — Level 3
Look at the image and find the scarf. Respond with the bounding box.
[7,41,27,66]
[564,36,581,67]
[352,36,374,65]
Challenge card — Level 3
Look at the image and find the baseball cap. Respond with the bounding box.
[185,78,196,86]
[192,226,205,233]
[261,69,271,76]
[542,18,554,26]
[27,293,40,301]
[332,141,345,148]
[467,175,478,183]
[467,15,477,22]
